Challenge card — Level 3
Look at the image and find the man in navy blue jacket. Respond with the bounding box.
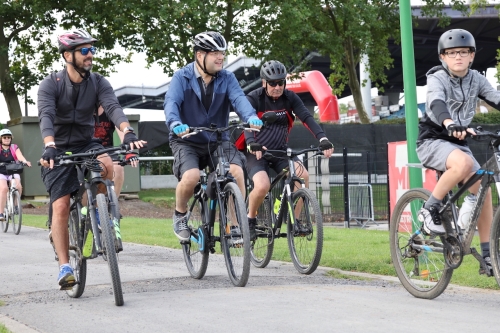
[164,31,262,242]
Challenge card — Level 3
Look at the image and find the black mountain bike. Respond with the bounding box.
[390,127,500,299]
[44,145,134,306]
[249,146,324,275]
[180,121,258,287]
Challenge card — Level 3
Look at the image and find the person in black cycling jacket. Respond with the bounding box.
[38,29,146,289]
[235,60,333,240]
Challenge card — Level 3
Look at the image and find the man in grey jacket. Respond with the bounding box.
[416,29,500,276]
[38,29,146,289]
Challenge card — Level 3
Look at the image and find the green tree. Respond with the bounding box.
[1,0,130,121]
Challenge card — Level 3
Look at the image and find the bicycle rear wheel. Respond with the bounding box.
[250,196,274,268]
[220,182,251,287]
[286,188,323,275]
[389,188,452,299]
[66,208,87,298]
[1,207,8,232]
[96,193,124,306]
[11,190,22,235]
[182,195,209,279]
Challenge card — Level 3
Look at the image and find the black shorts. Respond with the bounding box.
[170,139,246,180]
[245,150,299,180]
[41,141,104,203]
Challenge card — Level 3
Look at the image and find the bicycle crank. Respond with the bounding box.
[443,235,463,269]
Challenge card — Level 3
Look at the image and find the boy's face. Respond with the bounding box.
[440,47,475,76]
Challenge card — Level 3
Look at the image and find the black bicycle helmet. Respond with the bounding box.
[438,29,476,55]
[58,29,98,53]
[260,60,287,81]
[193,31,227,52]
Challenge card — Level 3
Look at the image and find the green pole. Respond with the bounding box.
[399,0,422,189]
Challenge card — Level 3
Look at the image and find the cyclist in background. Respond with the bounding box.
[235,60,333,240]
[0,129,31,221]
[38,29,146,289]
[416,29,500,275]
[164,31,262,242]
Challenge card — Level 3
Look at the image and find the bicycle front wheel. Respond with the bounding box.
[389,188,452,299]
[250,196,274,268]
[1,207,8,232]
[182,196,209,279]
[220,182,251,287]
[96,193,124,306]
[11,190,22,235]
[66,208,87,298]
[286,188,323,275]
[489,200,500,285]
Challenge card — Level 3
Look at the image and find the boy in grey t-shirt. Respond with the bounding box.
[416,29,500,276]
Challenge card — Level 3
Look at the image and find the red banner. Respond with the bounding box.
[388,141,437,228]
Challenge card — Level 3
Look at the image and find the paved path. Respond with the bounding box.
[1,226,499,333]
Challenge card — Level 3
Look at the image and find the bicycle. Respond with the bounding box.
[249,146,324,275]
[1,161,25,235]
[180,121,258,287]
[43,145,135,306]
[390,127,500,299]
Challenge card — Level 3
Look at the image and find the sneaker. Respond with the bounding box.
[419,204,445,235]
[479,256,493,276]
[229,225,243,246]
[173,213,190,241]
[14,206,19,215]
[0,213,4,221]
[58,265,76,287]
[294,219,312,236]
[248,217,257,241]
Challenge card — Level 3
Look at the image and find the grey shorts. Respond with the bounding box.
[245,151,299,180]
[416,139,480,172]
[41,141,104,203]
[170,139,246,180]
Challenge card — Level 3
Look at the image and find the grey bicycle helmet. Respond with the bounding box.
[193,31,227,52]
[260,60,287,81]
[438,29,476,55]
[58,29,98,53]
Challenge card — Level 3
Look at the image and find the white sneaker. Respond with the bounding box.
[418,205,445,235]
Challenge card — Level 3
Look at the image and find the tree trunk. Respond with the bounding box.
[0,44,22,121]
[343,37,370,124]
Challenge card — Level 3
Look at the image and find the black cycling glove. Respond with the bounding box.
[319,139,333,151]
[447,124,468,136]
[123,132,139,146]
[42,146,57,163]
[125,153,139,163]
[248,142,262,152]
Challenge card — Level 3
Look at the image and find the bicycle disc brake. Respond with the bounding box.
[443,235,463,269]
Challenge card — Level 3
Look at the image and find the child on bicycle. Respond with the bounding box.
[0,129,31,221]
[416,29,500,276]
[234,60,334,240]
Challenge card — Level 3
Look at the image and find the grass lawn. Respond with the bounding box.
[21,211,499,290]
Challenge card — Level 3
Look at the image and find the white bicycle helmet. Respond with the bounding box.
[0,129,13,138]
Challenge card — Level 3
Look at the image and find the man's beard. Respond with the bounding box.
[76,59,93,73]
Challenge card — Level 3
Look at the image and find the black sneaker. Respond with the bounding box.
[479,256,493,276]
[248,217,257,241]
[229,225,243,246]
[294,219,312,236]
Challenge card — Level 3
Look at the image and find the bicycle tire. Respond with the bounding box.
[286,188,323,275]
[182,196,209,279]
[250,196,274,268]
[489,201,500,286]
[96,193,124,306]
[1,207,8,232]
[220,182,251,287]
[66,208,87,298]
[107,189,123,252]
[11,190,22,235]
[389,188,453,299]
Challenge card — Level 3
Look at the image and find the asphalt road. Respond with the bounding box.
[1,226,500,333]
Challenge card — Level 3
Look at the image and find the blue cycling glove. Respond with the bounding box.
[248,116,263,127]
[173,124,189,136]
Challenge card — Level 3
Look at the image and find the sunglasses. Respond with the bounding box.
[73,46,96,56]
[267,80,285,87]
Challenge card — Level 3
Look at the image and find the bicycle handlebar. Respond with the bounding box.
[181,121,259,139]
[37,144,136,166]
[263,146,324,159]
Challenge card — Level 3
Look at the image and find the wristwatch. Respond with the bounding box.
[123,126,134,134]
